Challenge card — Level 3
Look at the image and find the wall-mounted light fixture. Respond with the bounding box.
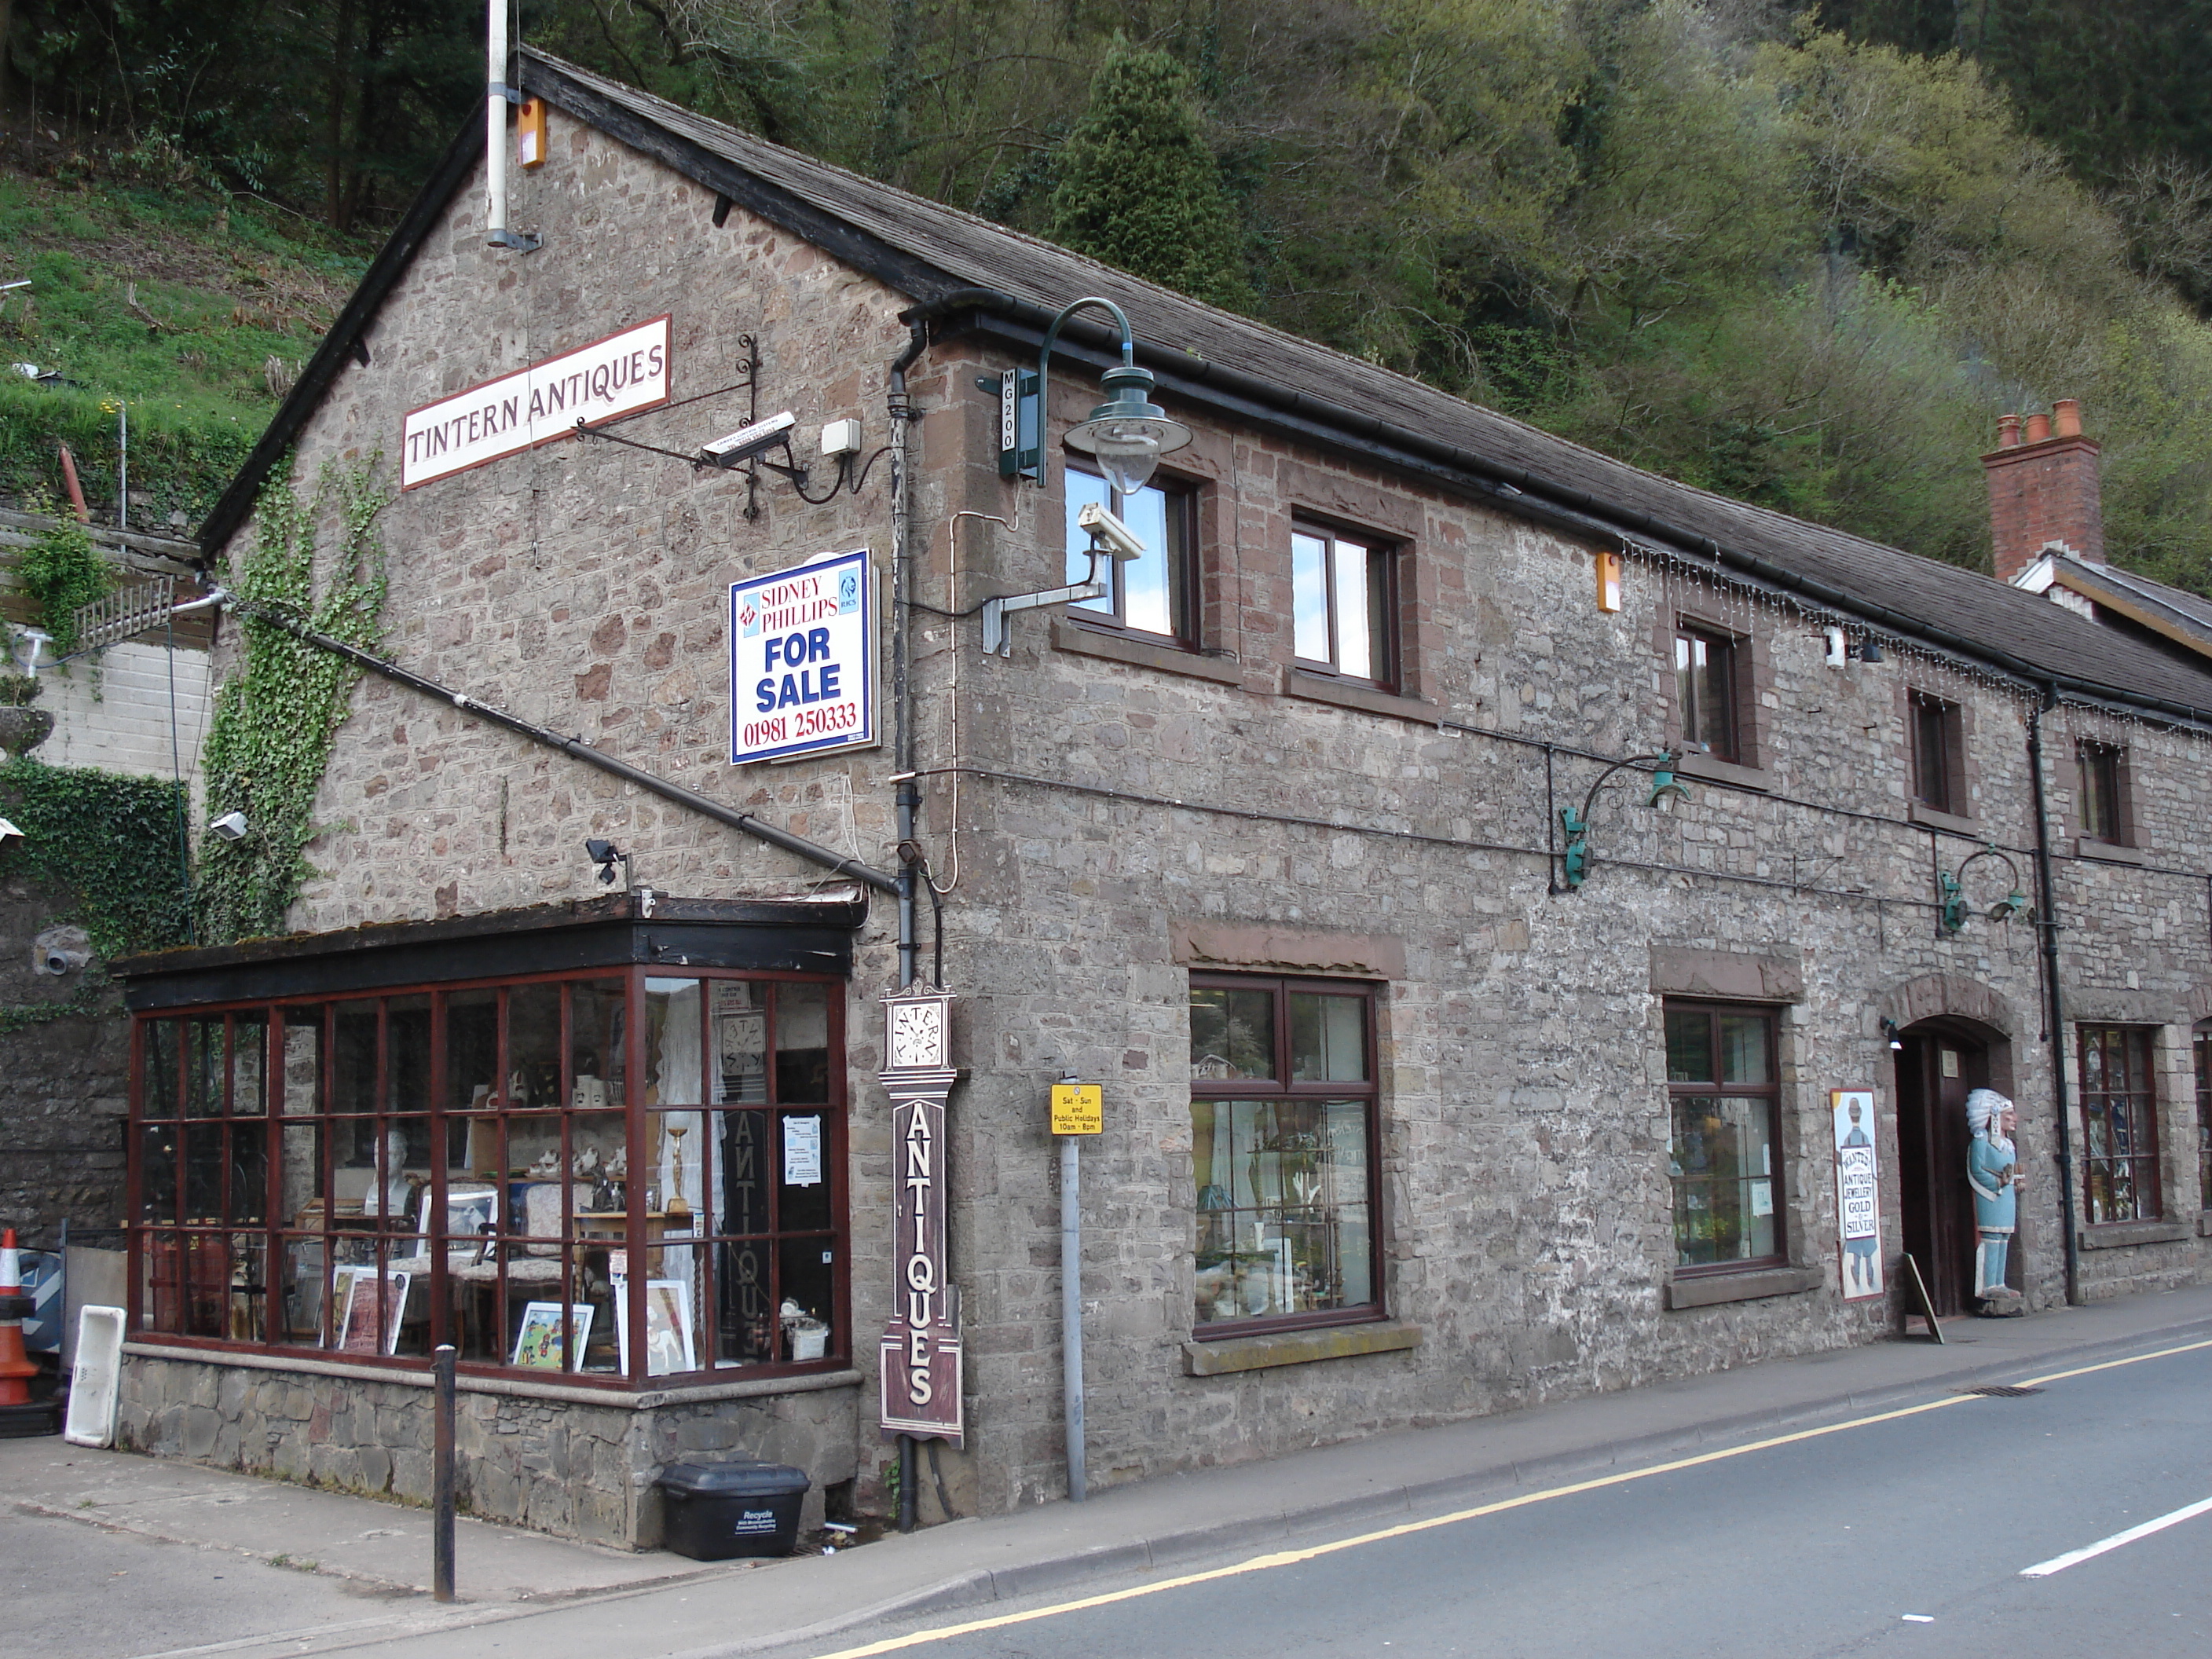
[993,296,1191,493]
[210,811,251,841]
[585,837,629,888]
[1558,749,1694,891]
[1939,844,2029,935]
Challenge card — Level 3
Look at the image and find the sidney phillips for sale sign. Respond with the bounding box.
[728,550,875,764]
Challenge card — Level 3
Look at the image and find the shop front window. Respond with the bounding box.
[130,967,846,1383]
[1664,1001,1785,1272]
[2079,1023,2160,1224]
[1190,975,1382,1334]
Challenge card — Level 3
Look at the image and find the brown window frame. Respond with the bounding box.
[1291,522,1400,690]
[2195,1024,2212,1214]
[2078,1023,2161,1225]
[1064,463,1200,645]
[128,965,848,1389]
[1673,625,1741,764]
[1663,1000,1787,1276]
[2078,740,2130,845]
[1189,972,1385,1339]
[1909,690,1964,815]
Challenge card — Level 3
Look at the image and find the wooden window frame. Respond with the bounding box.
[2078,1023,2162,1225]
[1189,972,1386,1339]
[2077,740,2133,847]
[129,965,848,1390]
[1663,1000,1788,1277]
[1909,690,1965,816]
[1064,463,1201,646]
[1672,624,1742,765]
[2195,1024,2212,1214]
[1291,521,1401,691]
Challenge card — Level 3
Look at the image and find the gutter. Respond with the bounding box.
[2026,690,2084,1306]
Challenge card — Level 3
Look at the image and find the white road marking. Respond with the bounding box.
[2018,1495,2212,1578]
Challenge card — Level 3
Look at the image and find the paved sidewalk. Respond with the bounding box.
[11,1281,2211,1659]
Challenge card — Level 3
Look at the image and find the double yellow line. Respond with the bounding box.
[811,1335,2212,1659]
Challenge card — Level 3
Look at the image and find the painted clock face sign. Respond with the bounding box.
[890,1002,943,1069]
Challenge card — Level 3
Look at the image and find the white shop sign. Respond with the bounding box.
[1831,1088,1885,1302]
[728,549,875,764]
[400,316,670,489]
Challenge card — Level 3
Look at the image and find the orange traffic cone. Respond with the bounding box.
[0,1229,38,1408]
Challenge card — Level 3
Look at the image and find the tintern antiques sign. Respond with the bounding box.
[401,316,670,489]
[1831,1089,1884,1302]
[878,985,963,1445]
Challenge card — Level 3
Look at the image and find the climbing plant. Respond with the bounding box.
[0,756,193,1032]
[16,507,113,656]
[195,458,390,945]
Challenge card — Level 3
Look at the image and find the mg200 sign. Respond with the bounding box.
[400,317,670,489]
[728,550,875,764]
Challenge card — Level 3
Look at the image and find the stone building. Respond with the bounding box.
[108,50,2212,1547]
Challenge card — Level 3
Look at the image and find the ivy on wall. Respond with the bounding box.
[16,508,114,656]
[0,756,193,1033]
[196,460,390,946]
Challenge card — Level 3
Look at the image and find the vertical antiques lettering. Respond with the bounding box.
[878,987,962,1444]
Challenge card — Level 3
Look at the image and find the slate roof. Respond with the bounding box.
[201,48,2212,724]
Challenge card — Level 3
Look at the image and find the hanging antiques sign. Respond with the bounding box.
[878,985,963,1446]
[1831,1089,1884,1302]
[400,316,670,489]
[728,548,876,764]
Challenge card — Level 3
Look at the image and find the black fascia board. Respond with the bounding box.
[196,116,489,562]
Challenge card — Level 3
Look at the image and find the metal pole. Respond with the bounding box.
[432,1344,456,1602]
[485,0,507,246]
[1060,1133,1085,1502]
[116,402,126,530]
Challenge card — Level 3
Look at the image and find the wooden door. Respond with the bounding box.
[1894,1030,1986,1317]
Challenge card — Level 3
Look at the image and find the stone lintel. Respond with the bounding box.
[1662,1265,1823,1310]
[1649,946,1804,1003]
[1170,920,1404,980]
[1182,1320,1422,1375]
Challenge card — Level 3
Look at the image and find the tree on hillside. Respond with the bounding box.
[1045,38,1251,310]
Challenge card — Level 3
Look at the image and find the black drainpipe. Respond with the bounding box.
[2026,687,2082,1306]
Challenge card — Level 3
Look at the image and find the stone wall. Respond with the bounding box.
[177,94,2212,1528]
[118,1347,862,1548]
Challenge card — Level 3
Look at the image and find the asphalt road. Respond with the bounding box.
[788,1342,2212,1659]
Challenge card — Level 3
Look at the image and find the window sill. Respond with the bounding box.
[2077,1219,2189,1249]
[1052,618,1244,685]
[1675,750,1772,793]
[1662,1265,1822,1310]
[1182,1319,1422,1375]
[1281,668,1438,723]
[122,1341,864,1408]
[2074,837,2145,866]
[1909,802,1978,836]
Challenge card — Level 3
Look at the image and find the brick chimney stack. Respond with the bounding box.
[1983,397,2103,583]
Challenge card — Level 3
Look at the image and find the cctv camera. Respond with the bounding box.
[0,816,20,845]
[699,411,797,467]
[210,810,250,841]
[1075,500,1148,562]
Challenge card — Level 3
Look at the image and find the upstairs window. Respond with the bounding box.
[1674,626,1740,763]
[1292,526,1396,687]
[1065,467,1196,642]
[2078,741,2129,844]
[1910,690,1963,815]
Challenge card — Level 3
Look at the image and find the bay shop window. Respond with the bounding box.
[127,941,850,1384]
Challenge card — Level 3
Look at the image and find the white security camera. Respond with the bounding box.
[0,816,21,846]
[1075,500,1148,562]
[210,810,250,841]
[699,411,797,466]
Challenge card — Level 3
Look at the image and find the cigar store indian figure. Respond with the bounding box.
[1965,1088,2023,1309]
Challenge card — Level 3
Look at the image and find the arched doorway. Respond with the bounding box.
[1892,1017,2001,1316]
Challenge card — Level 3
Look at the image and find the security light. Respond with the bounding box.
[585,838,627,886]
[0,817,21,846]
[210,811,250,841]
[699,411,797,466]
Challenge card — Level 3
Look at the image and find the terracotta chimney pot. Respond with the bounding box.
[2025,412,2052,444]
[1996,414,2022,449]
[2053,398,2082,438]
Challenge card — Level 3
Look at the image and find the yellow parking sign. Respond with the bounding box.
[1049,1082,1102,1135]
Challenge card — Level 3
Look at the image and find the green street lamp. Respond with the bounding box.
[994,297,1192,493]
